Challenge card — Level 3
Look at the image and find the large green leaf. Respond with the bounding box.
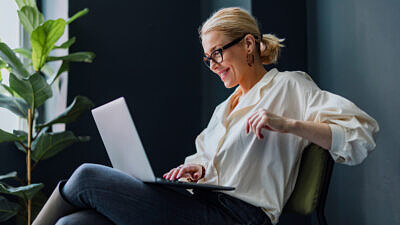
[31,19,66,71]
[9,72,52,109]
[0,196,20,222]
[13,49,54,77]
[0,43,30,79]
[46,52,95,63]
[15,0,37,9]
[54,37,76,49]
[13,48,31,59]
[40,64,54,78]
[0,172,17,181]
[18,6,44,35]
[0,129,25,143]
[50,60,69,85]
[0,84,15,96]
[26,73,52,108]
[31,131,79,162]
[37,96,94,128]
[67,8,89,24]
[8,73,32,106]
[0,183,43,200]
[0,94,29,118]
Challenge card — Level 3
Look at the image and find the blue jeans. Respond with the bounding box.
[57,163,272,225]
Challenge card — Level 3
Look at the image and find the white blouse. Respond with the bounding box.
[184,68,379,224]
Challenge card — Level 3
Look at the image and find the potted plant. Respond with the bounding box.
[0,1,95,224]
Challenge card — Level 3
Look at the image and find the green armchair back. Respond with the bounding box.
[284,144,334,225]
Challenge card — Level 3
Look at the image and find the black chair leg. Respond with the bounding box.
[316,205,328,225]
[315,157,334,225]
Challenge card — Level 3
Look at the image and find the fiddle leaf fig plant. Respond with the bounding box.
[0,1,95,224]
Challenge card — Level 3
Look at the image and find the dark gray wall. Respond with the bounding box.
[307,0,400,224]
[66,0,202,178]
[252,0,308,72]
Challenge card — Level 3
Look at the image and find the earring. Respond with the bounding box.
[247,54,254,67]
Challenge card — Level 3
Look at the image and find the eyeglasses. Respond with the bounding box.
[203,35,247,68]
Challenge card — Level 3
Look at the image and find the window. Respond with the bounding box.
[0,0,69,133]
[0,0,22,133]
[41,0,69,132]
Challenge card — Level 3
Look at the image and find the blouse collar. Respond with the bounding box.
[220,68,280,123]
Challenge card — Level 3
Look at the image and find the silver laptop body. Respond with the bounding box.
[91,97,234,191]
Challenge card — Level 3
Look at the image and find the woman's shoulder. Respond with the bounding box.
[275,70,313,83]
[274,70,319,90]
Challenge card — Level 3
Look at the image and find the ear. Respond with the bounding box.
[244,34,256,54]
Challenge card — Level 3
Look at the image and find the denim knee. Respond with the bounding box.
[68,163,103,186]
[55,210,114,225]
[55,213,94,225]
[62,163,105,202]
[55,216,75,225]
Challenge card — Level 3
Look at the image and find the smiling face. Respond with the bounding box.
[202,31,249,88]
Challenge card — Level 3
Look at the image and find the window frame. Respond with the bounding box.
[0,0,24,133]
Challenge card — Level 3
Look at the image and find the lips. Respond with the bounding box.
[218,68,229,81]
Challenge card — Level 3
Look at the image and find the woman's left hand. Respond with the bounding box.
[245,109,293,139]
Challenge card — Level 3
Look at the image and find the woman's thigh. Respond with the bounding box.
[62,163,239,225]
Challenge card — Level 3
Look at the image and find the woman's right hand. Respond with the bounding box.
[163,164,205,182]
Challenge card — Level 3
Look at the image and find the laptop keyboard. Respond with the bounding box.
[156,177,188,184]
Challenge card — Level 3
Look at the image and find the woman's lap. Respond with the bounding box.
[60,163,270,225]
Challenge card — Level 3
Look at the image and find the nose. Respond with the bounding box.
[210,60,219,72]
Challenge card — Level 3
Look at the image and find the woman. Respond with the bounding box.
[33,7,379,225]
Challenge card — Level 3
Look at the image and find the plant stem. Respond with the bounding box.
[31,160,39,172]
[27,109,33,225]
[14,176,26,186]
[17,141,29,152]
[33,127,42,140]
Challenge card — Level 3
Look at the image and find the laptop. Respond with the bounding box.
[91,97,235,191]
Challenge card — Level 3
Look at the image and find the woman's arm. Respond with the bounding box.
[246,109,332,150]
[286,119,332,150]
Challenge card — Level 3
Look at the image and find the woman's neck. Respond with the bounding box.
[239,64,268,95]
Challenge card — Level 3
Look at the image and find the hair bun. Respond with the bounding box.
[259,34,285,65]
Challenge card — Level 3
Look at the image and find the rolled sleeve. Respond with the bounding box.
[305,86,379,166]
[184,153,207,166]
[328,124,346,163]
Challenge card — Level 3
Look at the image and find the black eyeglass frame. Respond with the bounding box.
[203,34,258,68]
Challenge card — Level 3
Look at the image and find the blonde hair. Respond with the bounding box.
[199,7,284,65]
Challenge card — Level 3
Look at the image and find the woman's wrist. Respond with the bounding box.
[285,118,298,133]
[285,119,332,150]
